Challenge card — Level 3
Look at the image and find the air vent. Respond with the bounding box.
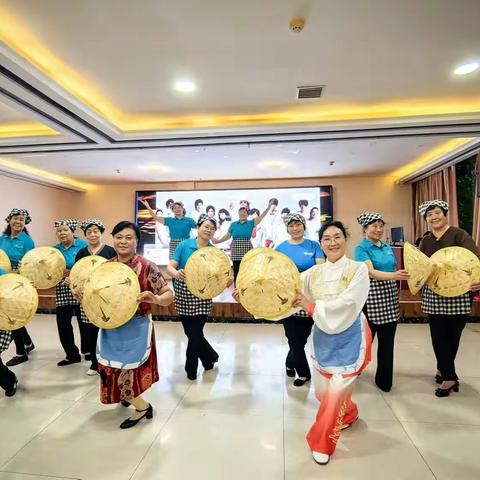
[296,85,324,99]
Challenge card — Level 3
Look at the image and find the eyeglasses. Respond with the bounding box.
[321,235,344,244]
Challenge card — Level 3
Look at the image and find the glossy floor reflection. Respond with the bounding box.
[1,315,480,480]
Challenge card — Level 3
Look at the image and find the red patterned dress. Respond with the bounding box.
[97,255,168,404]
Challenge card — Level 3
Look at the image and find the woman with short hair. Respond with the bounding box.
[97,221,174,428]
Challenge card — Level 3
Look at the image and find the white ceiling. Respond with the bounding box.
[10,136,449,183]
[2,0,480,116]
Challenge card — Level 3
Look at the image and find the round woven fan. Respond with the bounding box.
[82,262,140,329]
[185,247,231,299]
[19,247,66,289]
[0,249,12,273]
[236,247,300,320]
[403,242,434,295]
[0,273,38,330]
[428,246,480,297]
[70,255,107,294]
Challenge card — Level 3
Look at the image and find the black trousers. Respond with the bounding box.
[56,305,88,360]
[85,323,99,370]
[428,314,467,381]
[11,327,33,355]
[0,356,16,392]
[283,315,314,378]
[368,320,397,392]
[232,260,241,282]
[180,315,218,374]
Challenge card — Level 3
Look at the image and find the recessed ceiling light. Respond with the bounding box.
[140,164,171,173]
[454,62,479,75]
[258,160,292,169]
[173,80,197,92]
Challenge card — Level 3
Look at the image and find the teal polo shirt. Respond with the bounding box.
[164,217,196,239]
[0,231,35,267]
[228,219,255,238]
[354,239,397,272]
[172,238,214,269]
[54,238,88,269]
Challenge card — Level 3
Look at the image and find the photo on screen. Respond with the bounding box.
[135,186,333,265]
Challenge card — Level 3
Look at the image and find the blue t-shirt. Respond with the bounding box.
[276,239,324,272]
[54,238,88,269]
[228,219,255,238]
[0,231,35,267]
[354,239,397,272]
[172,238,214,269]
[164,217,196,240]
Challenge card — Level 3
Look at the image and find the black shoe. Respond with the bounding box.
[119,404,153,429]
[435,381,459,397]
[121,400,131,407]
[5,375,18,397]
[435,374,443,384]
[187,371,197,381]
[293,377,311,387]
[57,357,81,366]
[203,357,219,371]
[286,367,296,378]
[25,343,35,354]
[6,354,28,367]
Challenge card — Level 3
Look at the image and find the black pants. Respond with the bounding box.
[0,356,16,392]
[180,315,218,374]
[84,323,99,370]
[232,260,241,282]
[283,315,313,378]
[368,320,397,392]
[56,305,88,360]
[428,314,467,381]
[11,327,33,355]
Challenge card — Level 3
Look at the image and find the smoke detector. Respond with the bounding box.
[289,18,305,32]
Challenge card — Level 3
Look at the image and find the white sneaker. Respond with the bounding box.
[312,451,330,465]
[87,369,99,376]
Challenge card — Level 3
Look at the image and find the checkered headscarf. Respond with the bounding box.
[418,200,449,217]
[5,208,32,224]
[54,219,78,232]
[80,219,105,233]
[356,212,384,227]
[197,214,217,229]
[284,213,306,228]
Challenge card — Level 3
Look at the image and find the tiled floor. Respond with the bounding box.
[1,315,480,480]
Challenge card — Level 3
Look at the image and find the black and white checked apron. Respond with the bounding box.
[0,330,11,352]
[230,237,253,261]
[174,278,212,316]
[364,279,400,324]
[169,238,188,260]
[422,285,471,315]
[55,280,79,307]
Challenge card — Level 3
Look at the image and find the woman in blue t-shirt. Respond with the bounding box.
[354,212,409,392]
[140,199,196,259]
[213,199,275,281]
[0,209,36,367]
[167,214,232,381]
[276,214,324,386]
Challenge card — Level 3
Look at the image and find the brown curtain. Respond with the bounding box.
[411,165,459,241]
[473,155,480,245]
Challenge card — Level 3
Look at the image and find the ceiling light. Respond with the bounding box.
[454,62,479,75]
[258,160,292,170]
[173,80,197,93]
[140,164,171,173]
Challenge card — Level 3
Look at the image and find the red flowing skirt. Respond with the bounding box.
[97,330,159,404]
